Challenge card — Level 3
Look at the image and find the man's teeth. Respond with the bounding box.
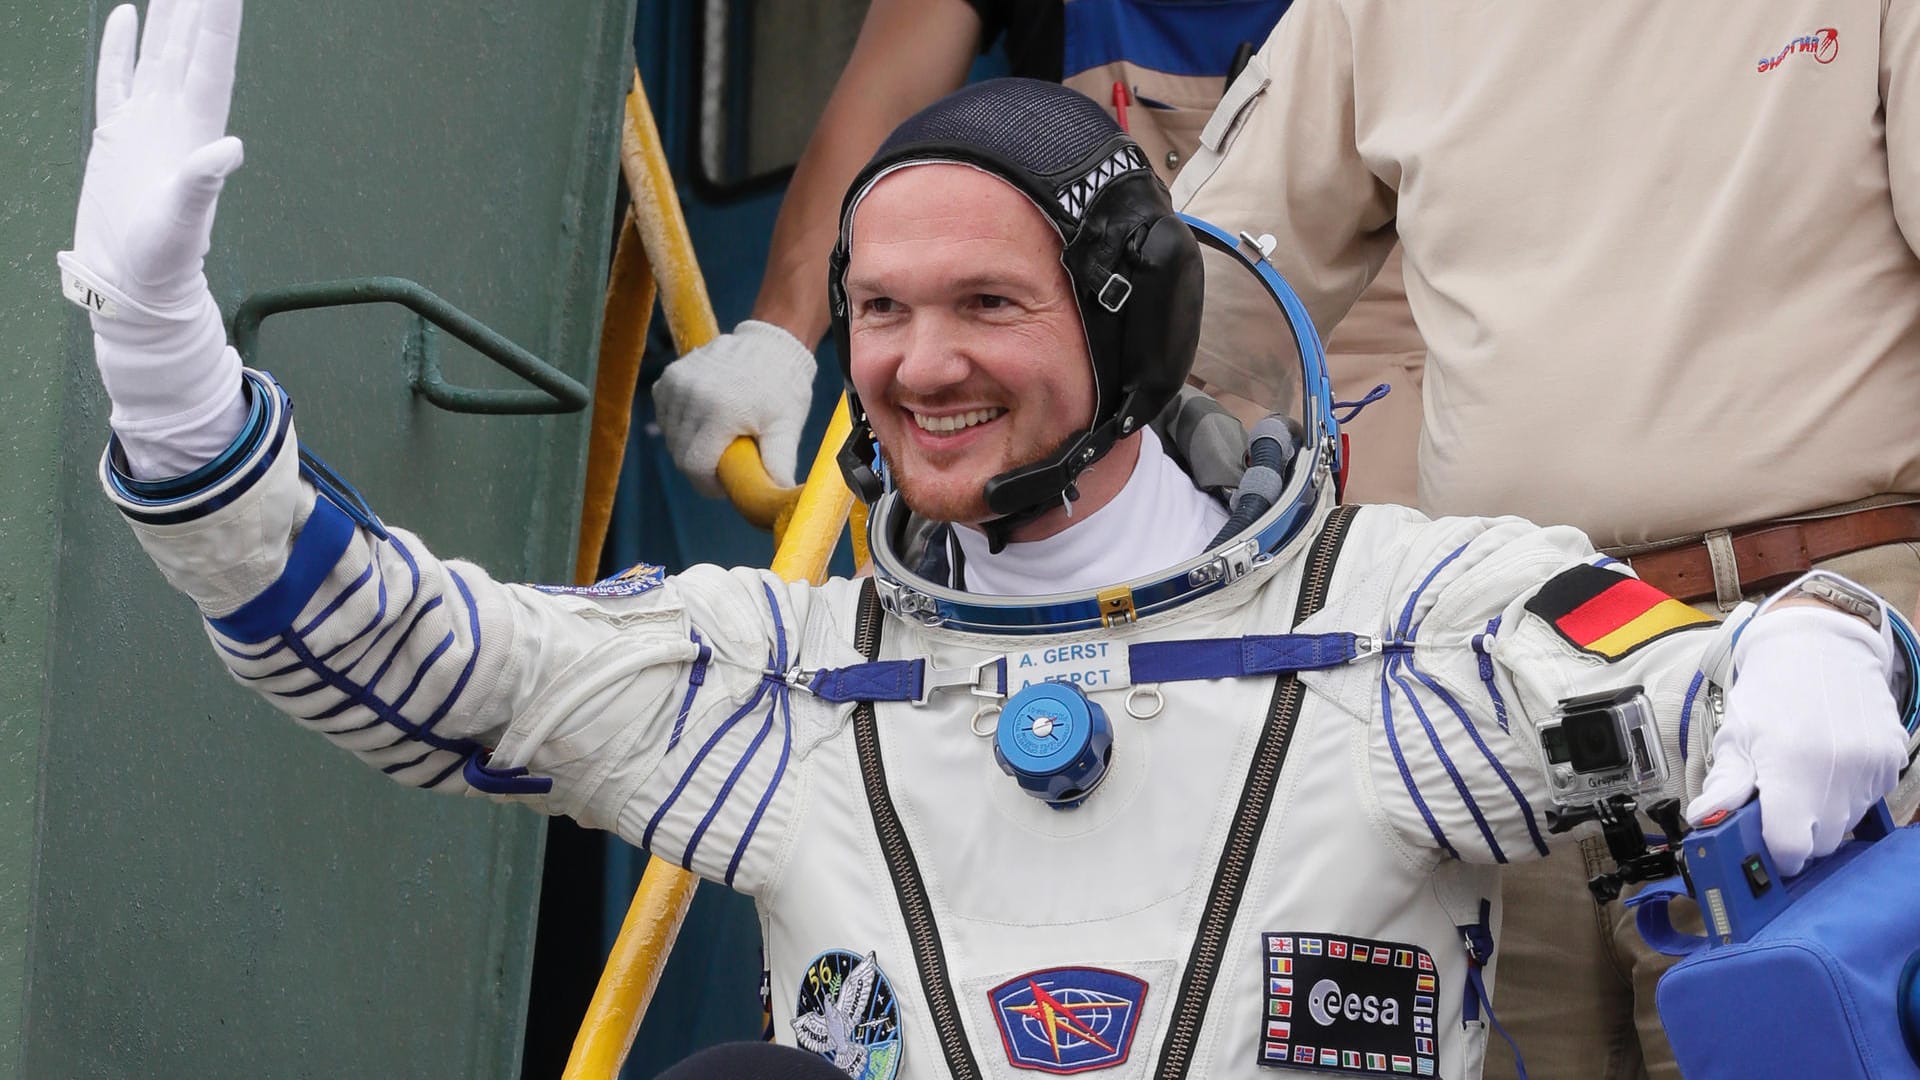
[912,408,1004,433]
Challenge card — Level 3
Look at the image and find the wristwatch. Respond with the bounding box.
[1774,571,1885,631]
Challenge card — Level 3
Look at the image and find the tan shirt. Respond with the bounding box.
[1173,0,1920,548]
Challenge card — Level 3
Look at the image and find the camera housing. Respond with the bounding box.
[1538,685,1666,809]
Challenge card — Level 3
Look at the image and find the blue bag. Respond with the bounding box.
[1629,802,1920,1079]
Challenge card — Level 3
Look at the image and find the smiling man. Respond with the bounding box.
[63,5,1919,1078]
[840,155,1226,593]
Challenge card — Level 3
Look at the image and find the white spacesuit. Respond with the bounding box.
[66,10,1915,1079]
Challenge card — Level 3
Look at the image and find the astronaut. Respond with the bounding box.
[62,3,1917,1078]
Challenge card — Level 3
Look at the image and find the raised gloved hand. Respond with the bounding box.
[653,320,817,497]
[59,0,249,479]
[1687,602,1908,875]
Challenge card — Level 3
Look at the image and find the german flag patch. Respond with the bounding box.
[1525,564,1715,661]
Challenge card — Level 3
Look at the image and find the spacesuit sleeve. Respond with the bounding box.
[1169,0,1398,407]
[1885,1,1920,261]
[99,370,833,893]
[1361,516,1731,866]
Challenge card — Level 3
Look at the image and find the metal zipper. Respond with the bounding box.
[1153,503,1361,1078]
[850,579,983,1079]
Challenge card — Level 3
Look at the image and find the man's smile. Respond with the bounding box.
[909,406,1007,435]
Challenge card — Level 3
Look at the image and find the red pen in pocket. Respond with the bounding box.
[1111,80,1130,133]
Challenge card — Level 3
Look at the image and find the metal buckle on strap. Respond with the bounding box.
[916,657,1003,706]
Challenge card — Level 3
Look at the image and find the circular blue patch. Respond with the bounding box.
[791,949,902,1080]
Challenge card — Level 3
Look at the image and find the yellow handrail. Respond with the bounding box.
[619,70,805,535]
[561,70,858,1079]
[573,206,655,585]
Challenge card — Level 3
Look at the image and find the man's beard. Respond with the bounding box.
[876,431,1077,525]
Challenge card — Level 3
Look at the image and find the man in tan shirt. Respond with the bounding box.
[1174,2,1920,1077]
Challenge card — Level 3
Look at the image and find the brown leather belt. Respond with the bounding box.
[1620,504,1920,604]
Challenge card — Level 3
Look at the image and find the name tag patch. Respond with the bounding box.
[1259,933,1437,1076]
[530,561,664,598]
[989,965,1147,1074]
[1010,641,1132,693]
[793,949,902,1080]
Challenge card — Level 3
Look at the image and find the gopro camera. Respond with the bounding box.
[1538,685,1666,809]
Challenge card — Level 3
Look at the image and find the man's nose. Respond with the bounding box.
[892,315,971,395]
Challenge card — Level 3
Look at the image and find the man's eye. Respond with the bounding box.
[862,297,896,315]
[977,294,1011,310]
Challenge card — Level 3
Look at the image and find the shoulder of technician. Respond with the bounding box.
[1293,508,1731,865]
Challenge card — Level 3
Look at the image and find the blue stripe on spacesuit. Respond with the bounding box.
[383,630,455,714]
[279,633,477,757]
[1678,670,1706,767]
[239,569,391,683]
[642,664,774,861]
[1380,663,1459,859]
[1388,658,1507,862]
[727,583,800,885]
[307,597,446,720]
[383,745,439,775]
[1473,617,1510,733]
[668,630,712,753]
[685,705,779,873]
[729,693,792,887]
[428,571,486,731]
[1396,541,1472,641]
[424,754,467,789]
[295,561,374,637]
[207,494,357,644]
[1404,659,1548,857]
[1591,555,1623,571]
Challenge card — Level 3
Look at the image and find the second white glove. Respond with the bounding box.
[1687,604,1908,875]
[653,320,818,497]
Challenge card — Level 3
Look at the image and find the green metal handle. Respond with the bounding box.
[231,276,591,415]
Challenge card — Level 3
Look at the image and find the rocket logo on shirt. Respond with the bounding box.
[1524,564,1714,661]
[1757,27,1838,72]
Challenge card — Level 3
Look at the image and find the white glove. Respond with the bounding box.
[59,0,249,480]
[653,320,817,497]
[1687,603,1908,875]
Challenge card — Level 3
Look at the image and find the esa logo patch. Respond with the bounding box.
[1259,933,1436,1075]
[989,966,1147,1074]
[793,949,902,1080]
[530,561,665,598]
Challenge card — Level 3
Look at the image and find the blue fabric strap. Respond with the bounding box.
[1131,633,1370,682]
[463,751,554,796]
[208,495,356,644]
[800,632,1369,705]
[1622,877,1708,958]
[1460,898,1530,1080]
[808,659,926,704]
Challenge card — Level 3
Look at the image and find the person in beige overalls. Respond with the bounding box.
[1173,3,1920,1077]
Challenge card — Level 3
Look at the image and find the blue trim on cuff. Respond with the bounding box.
[207,495,356,644]
[109,370,290,526]
[115,372,271,501]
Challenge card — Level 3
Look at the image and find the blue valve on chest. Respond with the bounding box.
[993,682,1114,809]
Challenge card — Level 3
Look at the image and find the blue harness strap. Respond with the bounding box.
[796,632,1376,704]
[1460,898,1531,1080]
